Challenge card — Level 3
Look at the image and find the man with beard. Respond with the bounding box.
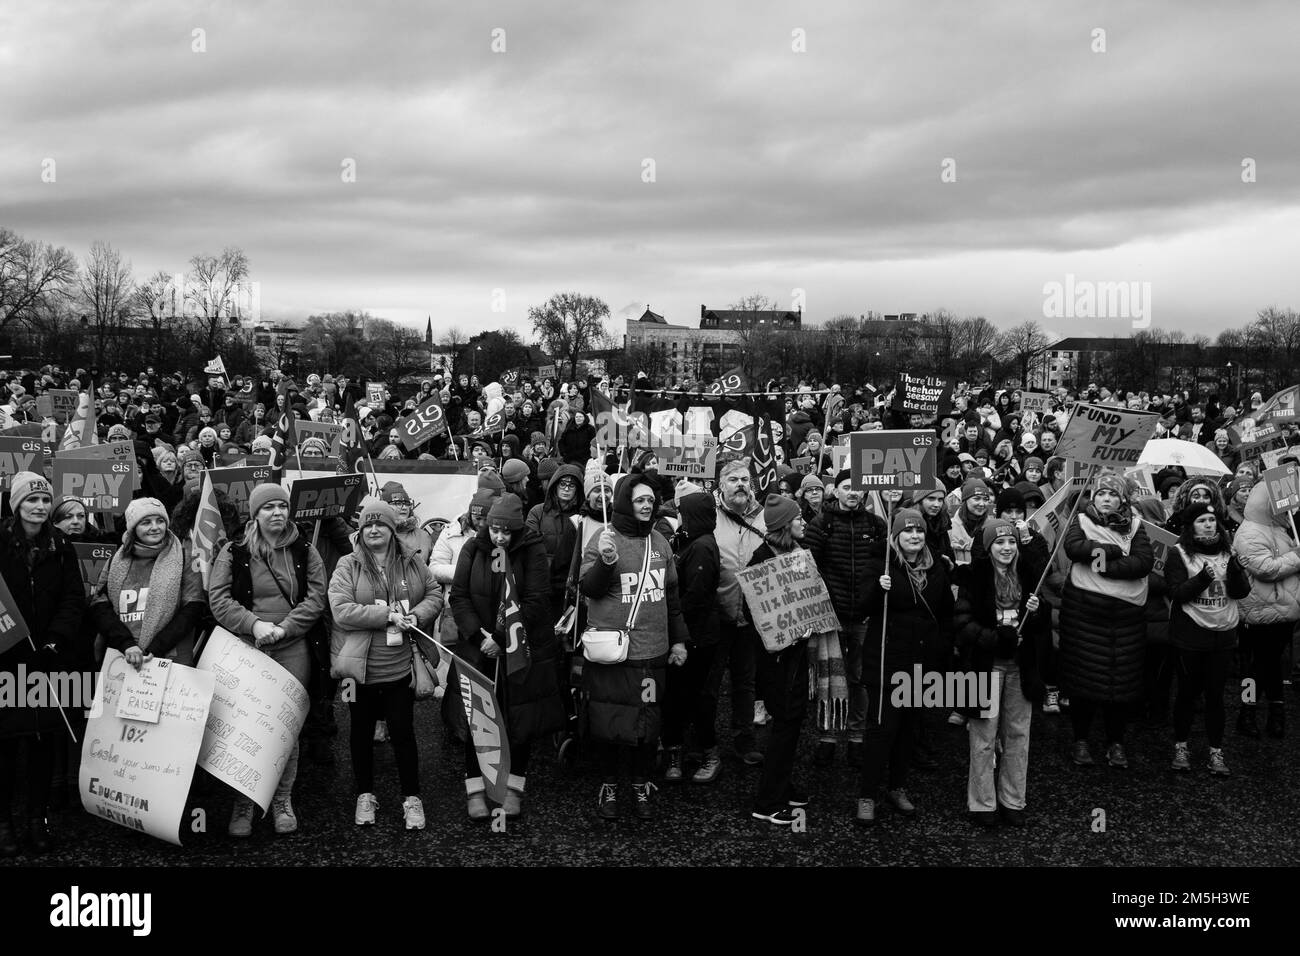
[710,459,767,766]
[803,469,888,767]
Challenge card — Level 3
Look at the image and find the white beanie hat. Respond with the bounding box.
[9,471,52,513]
[123,497,168,544]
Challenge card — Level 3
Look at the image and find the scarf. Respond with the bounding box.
[811,630,848,732]
[898,544,934,598]
[241,518,301,605]
[993,558,1022,610]
[107,532,184,652]
[1085,501,1132,530]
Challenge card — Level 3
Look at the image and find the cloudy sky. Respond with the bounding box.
[3,0,1298,344]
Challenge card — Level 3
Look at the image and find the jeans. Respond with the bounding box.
[967,662,1030,812]
[350,678,420,796]
[754,641,809,812]
[663,642,719,749]
[1174,646,1231,747]
[820,622,867,743]
[706,621,756,744]
[1240,621,1291,703]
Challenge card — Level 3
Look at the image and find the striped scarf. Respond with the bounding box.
[811,630,848,732]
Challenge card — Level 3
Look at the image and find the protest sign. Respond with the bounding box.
[196,627,310,811]
[501,368,520,387]
[1123,467,1157,500]
[73,542,116,601]
[399,395,449,450]
[366,381,387,405]
[1019,391,1051,414]
[653,434,718,478]
[80,649,214,845]
[1027,476,1089,552]
[47,389,79,424]
[0,573,30,656]
[892,372,954,418]
[296,420,343,456]
[1053,403,1160,469]
[53,455,136,515]
[1255,385,1299,426]
[1141,520,1178,575]
[790,455,813,474]
[287,472,366,521]
[1262,463,1300,517]
[848,429,937,490]
[205,465,272,522]
[56,439,135,463]
[0,435,45,492]
[1240,422,1288,464]
[116,658,172,724]
[736,548,841,652]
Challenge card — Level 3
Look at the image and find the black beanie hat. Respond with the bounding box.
[995,487,1026,516]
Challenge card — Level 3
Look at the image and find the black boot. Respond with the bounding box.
[0,818,18,858]
[1267,701,1286,739]
[27,816,51,855]
[1236,704,1261,739]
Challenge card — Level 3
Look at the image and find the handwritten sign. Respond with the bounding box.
[892,372,953,418]
[1262,463,1300,517]
[0,435,45,492]
[1141,520,1178,575]
[80,649,214,845]
[399,394,448,450]
[116,658,172,724]
[196,627,309,811]
[848,429,937,490]
[1054,403,1160,469]
[1019,391,1051,414]
[287,472,366,521]
[206,465,272,522]
[736,548,841,652]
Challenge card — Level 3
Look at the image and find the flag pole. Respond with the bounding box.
[1016,477,1086,636]
[25,635,77,743]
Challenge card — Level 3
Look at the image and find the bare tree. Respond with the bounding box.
[998,320,1052,388]
[133,270,180,367]
[0,228,78,331]
[185,247,250,357]
[951,316,1003,382]
[529,292,611,382]
[367,318,426,382]
[78,241,135,367]
[728,293,778,312]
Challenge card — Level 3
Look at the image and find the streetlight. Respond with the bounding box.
[1226,361,1237,403]
[472,344,481,379]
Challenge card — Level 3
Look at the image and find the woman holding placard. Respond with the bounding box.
[209,482,328,839]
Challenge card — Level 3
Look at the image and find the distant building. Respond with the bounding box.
[698,306,802,330]
[1048,335,1236,395]
[253,323,300,371]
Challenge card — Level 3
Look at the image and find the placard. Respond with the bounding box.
[653,434,718,478]
[53,455,137,515]
[399,394,449,450]
[205,465,272,522]
[196,627,310,811]
[848,429,938,490]
[45,389,79,424]
[1141,520,1178,575]
[1019,391,1051,414]
[116,658,172,724]
[296,420,343,456]
[736,548,841,651]
[80,649,214,845]
[1240,423,1287,464]
[891,372,954,418]
[1262,463,1300,516]
[55,439,136,463]
[73,542,116,601]
[287,472,366,521]
[0,435,45,491]
[366,381,387,406]
[0,572,31,656]
[1054,403,1160,469]
[1123,467,1157,500]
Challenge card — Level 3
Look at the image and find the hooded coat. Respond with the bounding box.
[525,463,584,577]
[675,492,721,648]
[1232,482,1300,625]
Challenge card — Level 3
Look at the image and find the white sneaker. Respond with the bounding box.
[753,700,771,726]
[355,792,378,826]
[374,720,389,743]
[272,795,298,835]
[1042,688,1061,715]
[403,796,426,830]
[947,710,967,727]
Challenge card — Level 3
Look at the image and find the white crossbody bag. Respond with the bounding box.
[580,539,652,665]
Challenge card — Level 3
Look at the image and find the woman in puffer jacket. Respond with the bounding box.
[1231,481,1300,739]
[1058,472,1154,769]
[329,498,442,831]
[429,489,497,647]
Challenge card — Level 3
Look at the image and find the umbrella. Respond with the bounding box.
[1137,438,1231,477]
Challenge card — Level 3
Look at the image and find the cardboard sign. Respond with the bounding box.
[399,395,449,450]
[0,435,45,492]
[1141,520,1178,575]
[848,429,938,490]
[296,420,343,456]
[1019,391,1051,414]
[1262,463,1300,516]
[1054,403,1160,469]
[653,434,718,478]
[80,650,214,845]
[287,472,366,521]
[73,542,116,601]
[892,372,953,418]
[116,658,172,724]
[196,627,310,812]
[736,548,841,652]
[206,465,273,522]
[366,381,387,406]
[53,455,136,515]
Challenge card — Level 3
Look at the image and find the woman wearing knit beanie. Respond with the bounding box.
[796,473,825,524]
[0,472,86,857]
[855,508,954,826]
[953,518,1048,828]
[579,474,689,820]
[450,492,563,820]
[1058,471,1154,769]
[379,481,434,563]
[747,494,814,825]
[329,496,442,831]
[208,481,328,838]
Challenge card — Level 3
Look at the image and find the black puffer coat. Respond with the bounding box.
[1058,513,1155,703]
[675,493,721,648]
[804,498,887,624]
[953,552,1049,713]
[862,542,954,679]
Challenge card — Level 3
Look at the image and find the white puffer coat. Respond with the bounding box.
[1233,482,1300,625]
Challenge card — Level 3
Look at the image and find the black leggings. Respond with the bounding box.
[596,740,657,784]
[1174,647,1231,747]
[0,736,54,819]
[348,679,419,797]
[1070,698,1129,745]
[1240,621,1291,703]
[663,642,719,749]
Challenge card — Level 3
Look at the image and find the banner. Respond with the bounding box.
[892,372,954,419]
[296,420,343,456]
[0,572,31,656]
[204,356,227,376]
[287,472,366,521]
[206,465,272,522]
[80,650,215,845]
[196,627,310,811]
[705,368,748,396]
[57,390,96,451]
[1027,476,1089,552]
[500,368,520,387]
[1141,520,1178,575]
[848,429,938,490]
[653,434,717,478]
[191,472,225,589]
[1053,403,1160,469]
[496,550,530,680]
[1019,391,1051,414]
[1240,422,1288,464]
[0,435,45,492]
[735,548,841,652]
[73,542,116,601]
[399,395,449,450]
[1123,466,1157,500]
[1262,463,1300,516]
[1254,385,1299,426]
[53,455,136,515]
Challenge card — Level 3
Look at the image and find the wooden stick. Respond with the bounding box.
[1016,482,1086,635]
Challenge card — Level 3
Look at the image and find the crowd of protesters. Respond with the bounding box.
[1,359,1297,856]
